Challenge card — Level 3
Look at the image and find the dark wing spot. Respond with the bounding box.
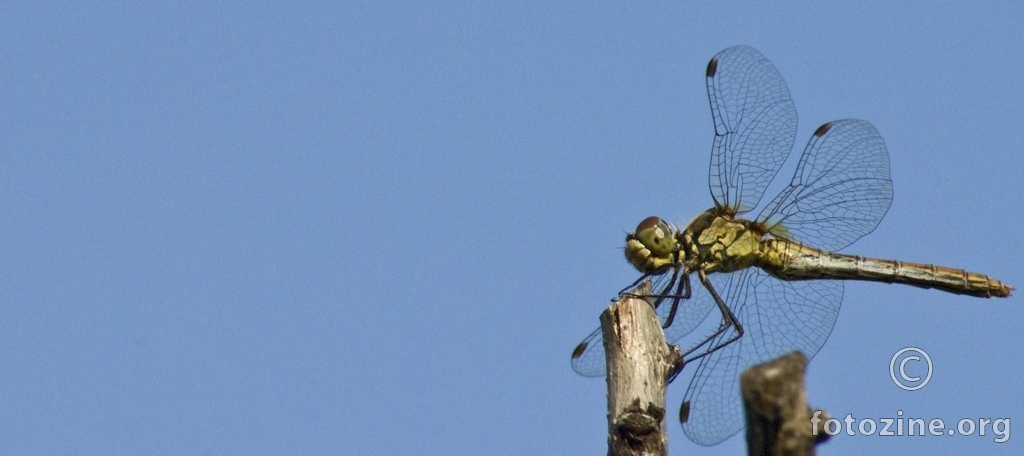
[814,122,833,137]
[571,342,588,359]
[679,401,691,423]
[706,57,719,77]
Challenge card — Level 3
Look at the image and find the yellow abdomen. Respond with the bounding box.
[758,238,1013,298]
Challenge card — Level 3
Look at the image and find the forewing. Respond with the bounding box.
[680,269,843,446]
[571,273,716,377]
[706,46,797,214]
[758,119,893,252]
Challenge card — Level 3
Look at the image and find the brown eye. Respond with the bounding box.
[636,216,663,234]
[633,217,676,256]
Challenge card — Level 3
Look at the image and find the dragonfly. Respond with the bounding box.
[570,46,1013,446]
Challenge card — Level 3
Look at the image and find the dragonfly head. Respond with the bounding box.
[625,216,679,273]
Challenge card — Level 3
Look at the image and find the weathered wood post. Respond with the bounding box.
[601,282,682,456]
[742,351,830,456]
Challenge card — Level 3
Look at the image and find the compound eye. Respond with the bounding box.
[635,216,662,234]
[634,216,674,256]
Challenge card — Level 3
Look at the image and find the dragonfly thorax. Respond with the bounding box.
[682,209,767,275]
[624,216,683,274]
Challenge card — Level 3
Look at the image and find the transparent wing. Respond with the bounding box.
[706,46,797,214]
[758,119,893,252]
[571,272,716,377]
[680,269,843,446]
[570,326,607,377]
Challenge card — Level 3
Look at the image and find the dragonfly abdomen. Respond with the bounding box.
[759,239,1013,298]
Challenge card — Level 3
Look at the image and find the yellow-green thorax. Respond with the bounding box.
[625,210,769,276]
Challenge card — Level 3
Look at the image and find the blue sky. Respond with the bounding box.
[1,2,1021,455]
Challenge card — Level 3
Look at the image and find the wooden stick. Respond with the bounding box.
[741,351,829,456]
[602,282,682,456]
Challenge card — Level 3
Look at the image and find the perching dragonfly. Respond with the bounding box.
[570,46,1013,446]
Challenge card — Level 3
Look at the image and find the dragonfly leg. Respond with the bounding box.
[680,269,745,364]
[616,269,673,302]
[660,272,690,329]
[616,273,655,300]
[665,275,696,383]
[617,268,681,307]
[652,268,679,310]
[668,352,686,383]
